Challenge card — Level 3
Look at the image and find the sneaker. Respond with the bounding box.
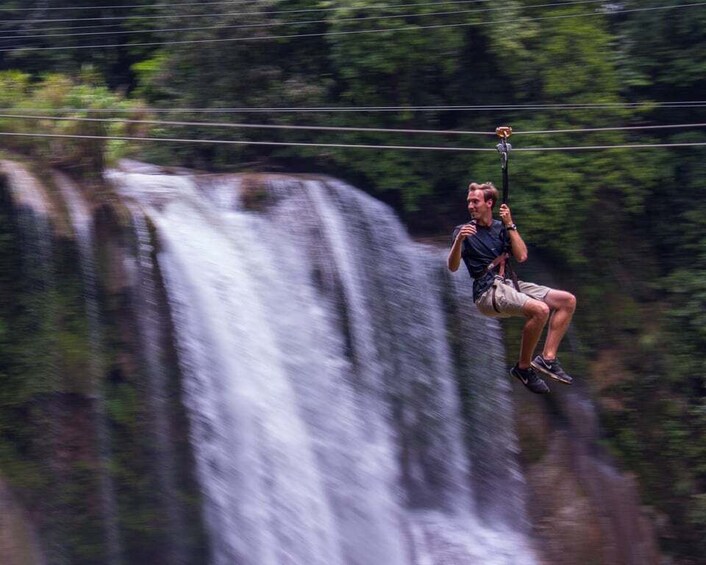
[510,364,550,394]
[531,355,573,385]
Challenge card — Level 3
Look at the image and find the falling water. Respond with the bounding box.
[443,268,529,531]
[108,163,537,565]
[127,205,190,564]
[53,172,123,565]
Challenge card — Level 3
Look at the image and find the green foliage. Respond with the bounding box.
[0,0,161,89]
[620,0,706,93]
[0,70,151,175]
[0,70,31,107]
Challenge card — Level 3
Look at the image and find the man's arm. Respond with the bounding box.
[447,223,476,271]
[499,203,528,262]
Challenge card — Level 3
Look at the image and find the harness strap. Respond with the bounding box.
[482,252,508,276]
[505,260,521,292]
[482,252,521,292]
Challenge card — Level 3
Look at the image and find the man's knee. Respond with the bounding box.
[524,299,550,322]
[558,291,577,313]
[546,289,576,312]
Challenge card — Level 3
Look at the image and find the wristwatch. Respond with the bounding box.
[506,223,518,231]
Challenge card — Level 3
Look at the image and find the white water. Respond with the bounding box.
[128,207,190,565]
[108,163,537,565]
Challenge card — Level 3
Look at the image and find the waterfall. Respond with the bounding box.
[53,172,123,565]
[444,270,529,531]
[108,163,537,565]
[127,206,190,564]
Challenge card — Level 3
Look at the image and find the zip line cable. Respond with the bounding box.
[2,0,604,41]
[2,0,251,10]
[2,0,509,14]
[0,114,494,136]
[3,0,495,24]
[517,142,706,151]
[1,0,603,39]
[0,7,558,42]
[0,0,597,37]
[1,0,329,11]
[515,123,706,134]
[0,0,493,34]
[1,130,705,152]
[2,2,704,53]
[0,131,498,152]
[2,113,706,137]
[2,101,705,114]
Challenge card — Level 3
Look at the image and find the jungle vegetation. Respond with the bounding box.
[1,0,705,561]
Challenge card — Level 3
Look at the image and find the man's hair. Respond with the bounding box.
[468,181,500,209]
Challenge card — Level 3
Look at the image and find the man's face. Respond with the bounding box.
[467,189,491,220]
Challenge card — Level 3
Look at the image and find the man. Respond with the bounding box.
[447,182,577,394]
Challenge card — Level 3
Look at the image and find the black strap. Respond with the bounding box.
[501,144,509,205]
[503,233,520,291]
[493,127,518,290]
[504,259,521,292]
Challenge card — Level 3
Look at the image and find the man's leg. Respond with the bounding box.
[518,298,551,368]
[541,290,577,360]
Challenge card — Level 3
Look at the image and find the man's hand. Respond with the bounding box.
[448,222,476,272]
[500,203,529,262]
[499,203,514,226]
[455,222,477,241]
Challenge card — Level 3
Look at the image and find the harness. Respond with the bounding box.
[481,250,520,290]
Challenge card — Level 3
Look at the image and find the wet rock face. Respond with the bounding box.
[516,389,661,565]
[526,435,604,564]
[0,477,45,565]
[0,161,207,564]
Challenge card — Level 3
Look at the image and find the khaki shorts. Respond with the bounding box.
[475,276,552,319]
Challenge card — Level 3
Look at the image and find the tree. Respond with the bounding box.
[0,0,161,90]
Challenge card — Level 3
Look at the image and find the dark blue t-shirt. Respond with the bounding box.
[452,219,510,301]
